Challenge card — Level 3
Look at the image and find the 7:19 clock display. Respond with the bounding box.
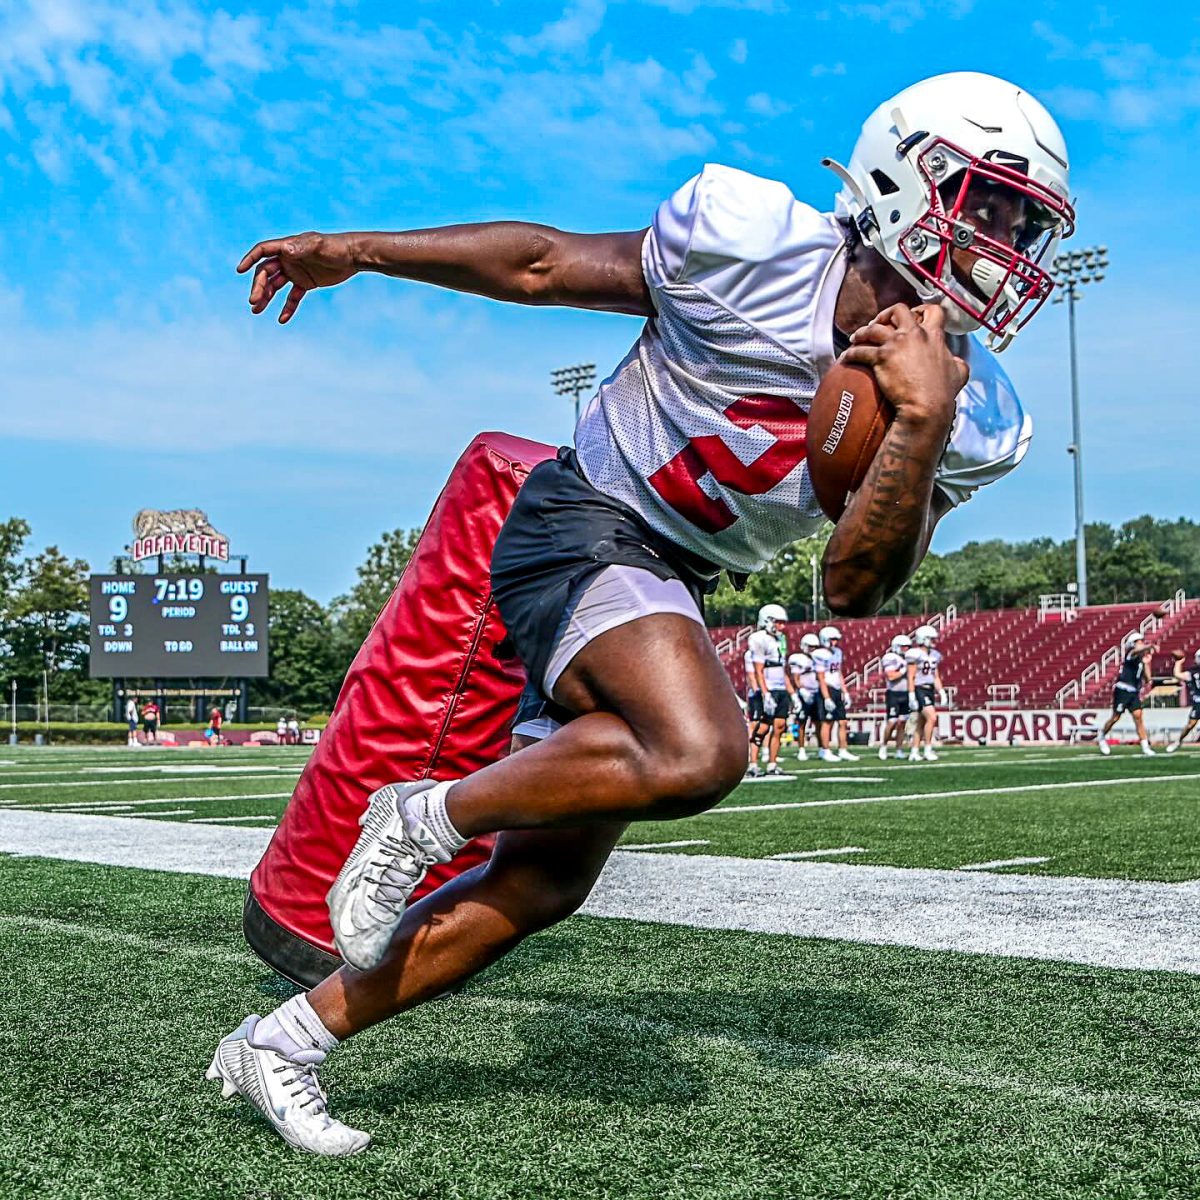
[88,574,270,678]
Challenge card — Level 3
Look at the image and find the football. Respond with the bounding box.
[806,361,893,521]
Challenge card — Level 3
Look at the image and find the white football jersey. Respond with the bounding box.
[788,651,817,695]
[906,647,943,685]
[743,648,757,695]
[748,629,787,691]
[812,645,844,690]
[574,163,1032,573]
[880,651,909,692]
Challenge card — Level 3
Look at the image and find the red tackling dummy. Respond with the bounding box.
[245,432,556,987]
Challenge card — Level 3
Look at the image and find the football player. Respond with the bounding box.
[1098,633,1157,756]
[747,604,796,775]
[878,633,913,760]
[215,72,1076,1154]
[788,631,823,761]
[1166,649,1200,753]
[905,624,945,761]
[813,625,858,762]
[744,643,770,776]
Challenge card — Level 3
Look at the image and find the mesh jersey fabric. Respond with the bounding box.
[573,162,1032,573]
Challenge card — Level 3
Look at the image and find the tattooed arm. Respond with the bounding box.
[821,305,967,617]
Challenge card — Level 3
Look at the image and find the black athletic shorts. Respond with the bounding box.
[821,687,847,722]
[1190,702,1200,721]
[915,685,938,710]
[747,691,766,723]
[886,691,911,719]
[1112,686,1142,714]
[798,692,821,724]
[492,448,721,708]
[766,689,792,721]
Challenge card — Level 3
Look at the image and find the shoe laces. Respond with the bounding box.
[273,1049,330,1118]
[367,828,441,909]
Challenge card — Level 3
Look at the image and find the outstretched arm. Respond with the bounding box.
[821,304,966,617]
[237,225,652,324]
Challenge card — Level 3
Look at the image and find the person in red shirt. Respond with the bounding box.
[141,701,160,745]
[207,706,224,746]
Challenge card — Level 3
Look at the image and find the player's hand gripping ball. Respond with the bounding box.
[807,304,966,521]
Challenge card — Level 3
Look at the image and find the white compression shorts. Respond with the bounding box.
[510,564,704,742]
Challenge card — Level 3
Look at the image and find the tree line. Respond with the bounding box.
[3,514,1198,716]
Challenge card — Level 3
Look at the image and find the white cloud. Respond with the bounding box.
[729,38,748,64]
[746,91,791,118]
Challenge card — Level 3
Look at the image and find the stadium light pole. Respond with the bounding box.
[551,363,597,425]
[1051,245,1108,609]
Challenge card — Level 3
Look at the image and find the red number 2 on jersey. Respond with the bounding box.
[646,395,808,534]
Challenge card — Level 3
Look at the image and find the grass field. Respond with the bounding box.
[1,744,1198,1198]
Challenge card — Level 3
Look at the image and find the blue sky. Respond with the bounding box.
[2,0,1197,602]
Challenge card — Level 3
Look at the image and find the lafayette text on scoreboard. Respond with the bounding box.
[88,574,270,678]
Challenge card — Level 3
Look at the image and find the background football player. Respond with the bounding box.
[212,71,1076,1155]
[1165,649,1200,753]
[813,625,858,762]
[878,633,913,760]
[743,643,770,776]
[905,625,945,761]
[747,604,795,775]
[788,631,823,762]
[1098,633,1157,756]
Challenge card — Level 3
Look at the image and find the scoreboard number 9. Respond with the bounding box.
[230,595,250,622]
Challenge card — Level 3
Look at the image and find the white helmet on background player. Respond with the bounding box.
[819,625,842,647]
[757,604,788,634]
[913,625,938,648]
[1125,631,1146,650]
[800,633,821,652]
[823,71,1075,352]
[891,634,913,654]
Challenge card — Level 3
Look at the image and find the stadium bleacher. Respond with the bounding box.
[712,595,1198,710]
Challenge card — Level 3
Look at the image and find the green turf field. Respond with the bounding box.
[1,744,1197,1197]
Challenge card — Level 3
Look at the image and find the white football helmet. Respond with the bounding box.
[914,625,938,648]
[819,625,842,647]
[824,72,1075,351]
[800,633,821,652]
[1125,631,1145,650]
[891,634,913,654]
[1194,649,1200,664]
[757,604,788,633]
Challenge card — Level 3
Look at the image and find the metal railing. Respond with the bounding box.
[985,683,1020,709]
[1037,593,1079,623]
[1056,614,1163,709]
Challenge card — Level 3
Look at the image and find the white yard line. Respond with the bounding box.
[188,815,278,824]
[958,856,1052,871]
[11,792,293,810]
[3,808,1196,975]
[619,839,711,851]
[711,772,1200,815]
[136,810,195,818]
[768,846,866,860]
[0,773,299,793]
[812,775,884,784]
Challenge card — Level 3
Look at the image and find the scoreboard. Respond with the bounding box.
[88,574,269,678]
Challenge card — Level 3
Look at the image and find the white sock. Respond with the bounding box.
[407,780,468,853]
[253,993,339,1060]
[1141,739,1150,749]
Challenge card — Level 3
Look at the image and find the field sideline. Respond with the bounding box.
[2,745,1198,1198]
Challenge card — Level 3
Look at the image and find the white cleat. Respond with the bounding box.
[746,763,763,778]
[1141,743,1157,757]
[1166,742,1180,754]
[327,781,454,971]
[907,749,922,762]
[923,746,939,762]
[878,743,889,761]
[818,748,839,763]
[837,748,859,762]
[766,762,784,776]
[796,746,807,762]
[206,1017,370,1157]
[1098,740,1111,756]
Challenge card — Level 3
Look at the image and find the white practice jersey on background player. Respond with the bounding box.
[574,163,1033,573]
[880,651,909,693]
[743,648,757,695]
[812,646,844,690]
[788,651,817,697]
[748,629,788,691]
[906,647,943,685]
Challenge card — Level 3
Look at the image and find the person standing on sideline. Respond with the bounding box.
[142,699,160,746]
[125,697,139,747]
